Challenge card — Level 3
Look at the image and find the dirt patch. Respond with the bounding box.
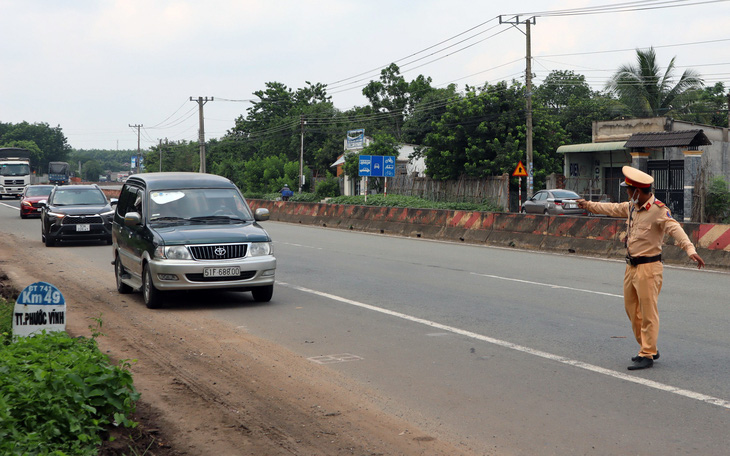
[0,233,473,455]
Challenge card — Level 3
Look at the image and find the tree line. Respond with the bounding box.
[3,48,727,194]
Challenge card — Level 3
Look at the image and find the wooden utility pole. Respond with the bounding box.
[129,124,143,174]
[499,15,536,198]
[190,97,213,173]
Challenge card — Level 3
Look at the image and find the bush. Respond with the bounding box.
[0,308,139,455]
[315,175,341,198]
[706,177,730,223]
[326,194,504,212]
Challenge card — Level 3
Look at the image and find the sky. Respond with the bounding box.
[2,0,729,151]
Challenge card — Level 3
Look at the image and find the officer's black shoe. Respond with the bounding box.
[631,351,659,362]
[628,357,654,370]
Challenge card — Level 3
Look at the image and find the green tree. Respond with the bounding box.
[422,81,568,189]
[362,63,434,140]
[682,82,729,127]
[0,121,71,171]
[81,160,104,181]
[239,154,304,193]
[402,84,459,145]
[535,70,622,144]
[606,47,703,117]
[705,176,730,223]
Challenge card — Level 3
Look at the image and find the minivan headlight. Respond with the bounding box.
[155,245,192,260]
[249,242,272,257]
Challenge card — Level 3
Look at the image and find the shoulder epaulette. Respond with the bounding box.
[654,200,665,208]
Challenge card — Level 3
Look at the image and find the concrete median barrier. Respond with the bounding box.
[249,199,730,270]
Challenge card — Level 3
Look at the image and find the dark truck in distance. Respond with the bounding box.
[48,161,71,185]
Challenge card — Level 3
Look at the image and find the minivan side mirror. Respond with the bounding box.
[110,198,119,206]
[254,208,270,222]
[124,212,142,226]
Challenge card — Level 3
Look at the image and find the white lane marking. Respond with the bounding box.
[278,281,730,410]
[0,202,20,211]
[275,241,322,250]
[470,272,624,298]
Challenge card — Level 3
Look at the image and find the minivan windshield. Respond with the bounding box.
[148,188,253,224]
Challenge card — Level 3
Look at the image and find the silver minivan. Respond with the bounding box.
[112,172,276,308]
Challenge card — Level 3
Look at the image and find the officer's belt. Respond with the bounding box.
[625,254,662,266]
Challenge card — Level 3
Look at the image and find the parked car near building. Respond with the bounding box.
[20,184,54,218]
[112,172,276,309]
[521,189,587,216]
[40,184,116,246]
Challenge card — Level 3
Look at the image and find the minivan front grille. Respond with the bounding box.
[189,244,247,260]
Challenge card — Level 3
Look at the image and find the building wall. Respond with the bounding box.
[589,117,730,184]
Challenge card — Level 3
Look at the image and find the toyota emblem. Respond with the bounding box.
[214,247,227,256]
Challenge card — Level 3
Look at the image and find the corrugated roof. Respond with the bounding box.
[557,141,626,154]
[624,130,711,148]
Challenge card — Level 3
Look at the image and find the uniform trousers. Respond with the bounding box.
[623,261,663,358]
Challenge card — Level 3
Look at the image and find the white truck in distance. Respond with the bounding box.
[0,147,32,199]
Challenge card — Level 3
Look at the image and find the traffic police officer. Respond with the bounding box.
[577,166,705,370]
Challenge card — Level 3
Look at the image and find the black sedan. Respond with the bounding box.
[40,184,116,246]
[520,189,587,216]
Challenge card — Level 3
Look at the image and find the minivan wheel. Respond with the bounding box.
[143,264,163,309]
[115,255,132,294]
[251,285,274,303]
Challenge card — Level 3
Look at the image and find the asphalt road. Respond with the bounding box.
[1,199,729,455]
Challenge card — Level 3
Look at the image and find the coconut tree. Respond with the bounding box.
[606,47,703,117]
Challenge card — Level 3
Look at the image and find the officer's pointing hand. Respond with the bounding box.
[576,199,588,209]
[690,253,705,269]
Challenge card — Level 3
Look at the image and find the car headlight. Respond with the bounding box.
[47,211,66,220]
[249,242,272,257]
[155,245,192,260]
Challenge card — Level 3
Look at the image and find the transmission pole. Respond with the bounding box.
[129,124,143,174]
[190,97,213,173]
[500,15,536,198]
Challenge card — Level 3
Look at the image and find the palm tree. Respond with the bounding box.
[606,47,703,117]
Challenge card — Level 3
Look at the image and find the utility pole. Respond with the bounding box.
[500,15,536,199]
[299,116,306,193]
[190,97,213,173]
[129,124,143,174]
[158,139,163,172]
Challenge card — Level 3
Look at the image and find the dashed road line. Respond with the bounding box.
[278,281,730,410]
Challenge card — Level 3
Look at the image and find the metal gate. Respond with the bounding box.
[648,160,684,220]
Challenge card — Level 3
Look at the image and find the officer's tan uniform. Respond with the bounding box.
[583,168,698,360]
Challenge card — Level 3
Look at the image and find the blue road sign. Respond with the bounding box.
[358,155,372,176]
[359,155,396,177]
[384,155,396,177]
[371,155,384,177]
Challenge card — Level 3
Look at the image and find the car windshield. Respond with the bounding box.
[552,190,580,199]
[52,188,108,206]
[26,186,53,197]
[1,164,30,176]
[148,188,253,225]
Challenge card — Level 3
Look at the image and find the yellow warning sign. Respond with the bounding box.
[512,160,527,177]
